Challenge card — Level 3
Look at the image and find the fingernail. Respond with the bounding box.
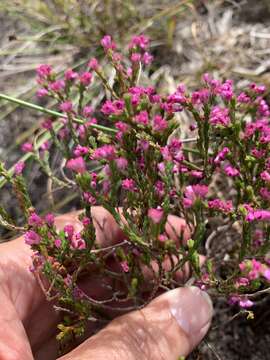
[168,286,213,338]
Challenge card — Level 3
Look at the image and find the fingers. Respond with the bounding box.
[58,286,213,360]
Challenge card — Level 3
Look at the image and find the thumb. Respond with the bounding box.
[59,287,213,360]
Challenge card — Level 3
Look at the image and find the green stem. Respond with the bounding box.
[0,93,117,134]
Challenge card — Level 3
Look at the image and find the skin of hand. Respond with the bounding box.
[0,207,213,360]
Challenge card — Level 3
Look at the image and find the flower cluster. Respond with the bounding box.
[1,34,269,346]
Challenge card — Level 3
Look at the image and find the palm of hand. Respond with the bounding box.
[0,209,189,360]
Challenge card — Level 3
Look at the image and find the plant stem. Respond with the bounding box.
[0,93,117,134]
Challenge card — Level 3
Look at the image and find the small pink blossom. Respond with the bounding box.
[28,212,43,227]
[101,35,116,51]
[153,115,167,132]
[24,230,41,245]
[224,165,240,177]
[64,69,78,81]
[37,88,49,97]
[80,72,92,86]
[88,58,99,70]
[21,142,33,153]
[66,157,86,173]
[122,178,136,191]
[261,170,270,183]
[54,238,62,248]
[210,106,230,127]
[36,64,52,79]
[44,213,55,226]
[14,161,25,175]
[92,145,116,161]
[60,101,73,113]
[120,260,129,273]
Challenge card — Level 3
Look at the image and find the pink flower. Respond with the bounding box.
[28,212,43,227]
[246,209,270,222]
[37,88,49,97]
[153,115,167,132]
[60,101,73,113]
[183,185,208,208]
[41,119,53,130]
[54,238,62,248]
[148,207,164,224]
[80,72,92,86]
[142,52,153,65]
[14,161,25,175]
[92,145,116,161]
[128,35,149,50]
[36,64,52,79]
[44,213,55,227]
[64,224,74,240]
[120,260,129,273]
[239,299,253,308]
[130,53,141,63]
[260,187,270,201]
[224,165,239,177]
[208,199,233,213]
[210,106,230,126]
[135,111,149,125]
[21,142,33,153]
[122,178,136,191]
[115,157,128,170]
[49,80,65,92]
[24,230,41,245]
[101,35,116,51]
[66,157,86,173]
[73,145,89,157]
[64,69,78,81]
[214,147,230,165]
[261,170,270,183]
[88,58,99,70]
[237,92,251,104]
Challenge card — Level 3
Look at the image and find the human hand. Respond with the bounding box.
[0,207,212,360]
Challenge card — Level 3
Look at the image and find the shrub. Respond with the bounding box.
[0,34,269,348]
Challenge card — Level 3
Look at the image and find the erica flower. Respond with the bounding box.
[21,142,33,153]
[134,111,149,125]
[115,157,128,170]
[88,58,99,70]
[224,165,240,177]
[44,213,55,227]
[260,170,270,183]
[101,35,116,51]
[66,157,86,173]
[28,212,43,227]
[60,101,73,113]
[36,64,52,79]
[24,230,41,245]
[122,178,136,191]
[208,199,233,213]
[92,145,116,161]
[148,207,164,224]
[153,115,167,132]
[246,209,270,222]
[64,69,78,81]
[120,260,129,273]
[183,185,208,208]
[210,106,230,126]
[14,161,25,175]
[79,72,92,86]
